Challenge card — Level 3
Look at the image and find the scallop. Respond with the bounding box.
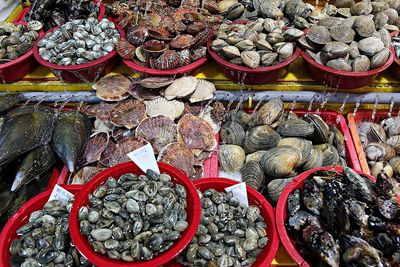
[218,145,246,173]
[220,121,245,146]
[243,125,281,154]
[307,26,331,45]
[109,137,149,166]
[110,99,147,129]
[140,77,174,89]
[163,76,198,100]
[158,142,195,178]
[83,132,110,165]
[189,80,216,103]
[145,97,184,120]
[135,116,178,154]
[93,74,131,101]
[260,146,301,178]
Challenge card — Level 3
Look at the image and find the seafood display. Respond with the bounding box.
[211,20,303,68]
[393,32,400,61]
[285,167,399,266]
[37,18,120,66]
[177,188,268,266]
[9,198,93,266]
[219,98,348,203]
[78,170,188,261]
[25,0,100,31]
[0,22,41,64]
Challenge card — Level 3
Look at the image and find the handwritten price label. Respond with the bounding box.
[225,182,248,207]
[127,143,160,174]
[48,185,74,203]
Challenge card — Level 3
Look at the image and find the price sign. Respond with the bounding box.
[48,184,74,203]
[225,182,248,207]
[127,143,160,174]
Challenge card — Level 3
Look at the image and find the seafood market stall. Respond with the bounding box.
[0,0,400,266]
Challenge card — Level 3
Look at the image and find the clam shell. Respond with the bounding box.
[218,144,245,173]
[109,137,149,166]
[235,40,255,51]
[177,114,217,154]
[158,142,195,178]
[303,114,330,144]
[260,146,301,178]
[386,135,400,153]
[243,125,281,154]
[353,16,375,37]
[226,110,251,129]
[220,121,245,146]
[246,150,267,163]
[368,123,387,142]
[370,47,390,69]
[314,144,340,166]
[330,26,355,44]
[350,1,372,15]
[129,84,160,101]
[189,80,216,103]
[365,142,396,162]
[110,99,147,129]
[382,117,400,136]
[83,132,110,165]
[135,116,177,154]
[145,97,184,120]
[254,98,284,126]
[307,26,331,45]
[240,160,265,191]
[212,39,229,52]
[378,28,391,48]
[278,138,313,167]
[352,55,370,72]
[199,107,221,135]
[389,157,400,175]
[222,45,241,59]
[301,149,324,171]
[241,51,260,69]
[93,74,131,102]
[72,166,106,184]
[276,118,314,137]
[267,177,294,203]
[326,58,352,71]
[163,76,198,100]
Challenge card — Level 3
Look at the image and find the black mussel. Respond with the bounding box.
[301,179,323,215]
[344,167,376,204]
[370,233,395,258]
[377,198,398,220]
[339,235,384,266]
[288,189,301,216]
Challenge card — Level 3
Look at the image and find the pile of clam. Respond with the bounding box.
[177,189,268,266]
[392,32,400,60]
[212,19,303,69]
[0,21,42,64]
[73,75,220,183]
[10,199,93,266]
[218,98,348,203]
[79,170,188,261]
[357,117,400,193]
[38,18,120,66]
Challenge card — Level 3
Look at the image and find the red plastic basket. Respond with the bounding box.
[275,166,376,266]
[33,20,124,83]
[0,22,44,83]
[0,185,82,266]
[301,47,395,89]
[69,161,201,267]
[389,31,400,80]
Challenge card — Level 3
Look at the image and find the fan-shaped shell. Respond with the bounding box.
[254,98,284,126]
[110,99,147,129]
[99,141,117,167]
[240,160,265,191]
[93,74,131,101]
[276,118,315,138]
[129,84,160,101]
[178,114,217,154]
[135,115,178,154]
[116,38,136,60]
[158,142,195,178]
[72,166,106,184]
[278,138,313,167]
[189,80,216,103]
[109,137,148,166]
[140,77,174,89]
[260,146,301,178]
[218,144,246,173]
[95,102,117,122]
[220,121,245,146]
[163,76,198,100]
[145,97,185,120]
[243,125,281,154]
[83,132,110,165]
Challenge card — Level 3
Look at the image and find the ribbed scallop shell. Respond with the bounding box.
[93,74,131,102]
[189,79,216,103]
[135,115,178,154]
[154,50,180,70]
[157,142,195,178]
[178,114,217,154]
[95,102,117,122]
[116,38,136,60]
[164,76,198,100]
[110,99,147,129]
[140,77,174,89]
[83,132,110,165]
[145,97,185,120]
[109,136,148,166]
[99,141,117,167]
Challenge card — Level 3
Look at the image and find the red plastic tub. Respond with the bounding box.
[389,31,400,80]
[195,178,279,266]
[15,0,105,24]
[0,22,44,83]
[69,162,201,267]
[0,185,82,266]
[301,47,395,89]
[275,166,376,266]
[33,21,124,83]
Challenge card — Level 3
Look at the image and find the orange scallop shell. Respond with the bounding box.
[109,136,148,166]
[93,74,131,102]
[110,99,147,129]
[157,142,195,178]
[116,38,136,60]
[83,132,110,165]
[95,102,118,122]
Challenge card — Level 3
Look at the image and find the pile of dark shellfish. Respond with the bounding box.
[218,98,348,203]
[285,167,399,267]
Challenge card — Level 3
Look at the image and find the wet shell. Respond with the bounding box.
[116,38,136,60]
[99,141,117,167]
[243,125,281,154]
[365,142,396,161]
[142,40,168,57]
[170,34,193,50]
[370,48,390,69]
[190,29,210,48]
[276,118,315,138]
[154,50,180,70]
[189,80,216,103]
[126,26,148,45]
[278,138,313,167]
[350,1,372,15]
[220,121,245,146]
[254,98,284,126]
[158,142,195,178]
[110,99,147,129]
[135,116,178,154]
[241,51,260,69]
[145,97,184,120]
[260,146,301,178]
[352,55,370,72]
[218,144,246,173]
[177,114,217,154]
[389,157,400,175]
[164,76,198,100]
[330,26,355,43]
[267,177,294,203]
[241,160,265,191]
[109,137,149,166]
[382,117,400,136]
[301,149,324,171]
[226,110,251,129]
[307,26,332,45]
[93,74,131,102]
[353,16,375,37]
[314,144,340,166]
[368,123,387,142]
[302,114,330,144]
[95,102,117,122]
[83,132,109,165]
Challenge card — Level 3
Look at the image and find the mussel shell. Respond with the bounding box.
[220,121,245,146]
[240,160,265,191]
[276,118,315,138]
[260,146,301,178]
[218,144,246,173]
[314,144,340,166]
[278,138,313,167]
[302,114,330,144]
[243,125,281,154]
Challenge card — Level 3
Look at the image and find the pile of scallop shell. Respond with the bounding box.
[79,170,188,262]
[357,117,400,194]
[212,19,303,69]
[218,98,348,203]
[38,18,120,66]
[74,75,220,183]
[0,21,42,63]
[177,189,268,266]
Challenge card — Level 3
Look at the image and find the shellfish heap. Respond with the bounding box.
[285,167,399,267]
[112,0,222,70]
[211,19,303,69]
[37,18,120,66]
[79,170,189,262]
[392,32,400,60]
[357,117,400,195]
[75,75,219,183]
[0,22,42,64]
[218,98,348,203]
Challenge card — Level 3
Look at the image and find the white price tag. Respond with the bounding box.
[218,170,242,182]
[225,182,248,207]
[48,185,74,203]
[127,143,160,174]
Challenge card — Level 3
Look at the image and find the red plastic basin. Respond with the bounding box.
[275,166,380,266]
[389,31,400,80]
[301,47,395,89]
[0,22,44,83]
[33,20,124,83]
[0,185,82,266]
[69,162,201,267]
